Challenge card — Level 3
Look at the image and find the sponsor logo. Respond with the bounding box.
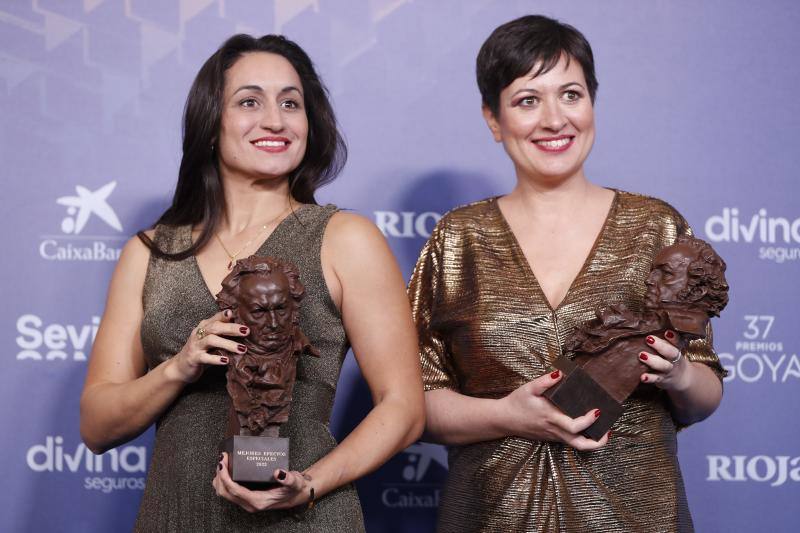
[374,211,441,239]
[16,313,99,361]
[38,181,125,262]
[719,315,799,383]
[704,208,800,263]
[381,442,447,508]
[707,455,800,487]
[27,436,146,493]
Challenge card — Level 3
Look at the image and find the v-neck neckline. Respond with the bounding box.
[189,205,308,304]
[492,189,618,312]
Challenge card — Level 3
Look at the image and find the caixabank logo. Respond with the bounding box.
[718,315,799,384]
[38,181,125,262]
[15,313,100,361]
[27,436,146,493]
[705,208,800,263]
[381,442,448,508]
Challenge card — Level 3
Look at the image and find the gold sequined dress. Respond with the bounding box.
[408,191,724,533]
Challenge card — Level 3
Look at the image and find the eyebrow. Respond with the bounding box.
[510,82,586,98]
[232,85,303,97]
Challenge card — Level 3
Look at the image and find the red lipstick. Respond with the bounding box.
[532,135,574,153]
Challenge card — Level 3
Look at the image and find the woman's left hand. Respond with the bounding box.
[638,330,692,392]
[212,452,313,512]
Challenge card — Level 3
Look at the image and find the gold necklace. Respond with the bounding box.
[215,205,291,269]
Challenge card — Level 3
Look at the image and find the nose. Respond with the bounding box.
[541,98,566,132]
[268,311,278,329]
[260,102,284,132]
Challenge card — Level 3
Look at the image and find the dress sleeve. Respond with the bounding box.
[408,221,458,392]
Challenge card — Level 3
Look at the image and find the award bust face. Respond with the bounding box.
[238,272,297,354]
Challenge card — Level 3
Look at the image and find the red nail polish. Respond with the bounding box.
[642,375,649,382]
[550,370,560,379]
[218,462,223,471]
[220,356,229,364]
[665,330,674,339]
[646,336,655,345]
[594,409,601,418]
[277,470,287,480]
[608,430,613,439]
[639,352,648,361]
[240,327,248,334]
[237,344,246,353]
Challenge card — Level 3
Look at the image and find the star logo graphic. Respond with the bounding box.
[56,181,123,234]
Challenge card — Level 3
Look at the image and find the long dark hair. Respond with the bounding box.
[138,34,346,260]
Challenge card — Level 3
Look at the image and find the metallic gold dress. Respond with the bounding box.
[408,191,724,533]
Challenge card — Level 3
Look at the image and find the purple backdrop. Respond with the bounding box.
[2,1,798,531]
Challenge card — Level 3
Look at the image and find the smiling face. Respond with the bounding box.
[238,272,297,352]
[217,52,309,183]
[645,245,698,309]
[483,55,595,184]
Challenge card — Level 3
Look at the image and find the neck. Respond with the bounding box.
[505,173,602,221]
[219,174,295,235]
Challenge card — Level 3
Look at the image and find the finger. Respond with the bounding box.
[562,407,602,435]
[641,372,662,384]
[566,429,610,451]
[645,335,681,361]
[218,454,259,511]
[273,470,306,491]
[194,349,230,366]
[203,334,247,356]
[530,369,563,396]
[663,329,681,347]
[637,351,673,373]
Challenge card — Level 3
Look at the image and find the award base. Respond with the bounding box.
[543,356,624,441]
[220,435,290,488]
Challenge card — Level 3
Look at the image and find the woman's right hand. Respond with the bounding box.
[166,309,249,383]
[499,370,609,451]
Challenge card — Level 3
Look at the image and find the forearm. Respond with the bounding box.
[667,362,723,425]
[423,388,509,446]
[304,393,423,498]
[80,358,186,453]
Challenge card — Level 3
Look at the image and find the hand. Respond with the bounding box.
[212,452,314,512]
[166,310,249,383]
[638,331,691,391]
[499,370,610,451]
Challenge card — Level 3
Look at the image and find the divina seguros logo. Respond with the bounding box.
[38,181,125,261]
[27,436,146,493]
[704,208,800,263]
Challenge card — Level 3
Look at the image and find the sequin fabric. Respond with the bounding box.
[135,204,365,532]
[408,191,725,533]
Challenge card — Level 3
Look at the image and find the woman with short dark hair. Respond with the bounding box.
[80,34,424,532]
[410,15,724,532]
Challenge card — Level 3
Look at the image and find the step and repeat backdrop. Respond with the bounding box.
[2,1,798,531]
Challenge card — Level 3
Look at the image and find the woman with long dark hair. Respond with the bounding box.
[80,34,423,532]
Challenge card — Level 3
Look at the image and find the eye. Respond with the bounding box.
[562,90,582,102]
[514,95,539,108]
[239,97,259,108]
[280,99,301,110]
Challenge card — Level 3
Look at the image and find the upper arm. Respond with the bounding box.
[321,213,421,402]
[82,234,151,395]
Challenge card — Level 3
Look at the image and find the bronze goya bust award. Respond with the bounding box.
[215,256,318,486]
[543,235,729,440]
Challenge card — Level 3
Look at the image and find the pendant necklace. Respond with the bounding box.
[215,204,291,270]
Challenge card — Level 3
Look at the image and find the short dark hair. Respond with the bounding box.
[139,34,346,260]
[476,15,598,116]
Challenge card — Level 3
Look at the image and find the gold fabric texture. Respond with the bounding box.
[409,191,724,533]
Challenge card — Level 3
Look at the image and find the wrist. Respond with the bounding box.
[669,361,695,393]
[489,396,515,439]
[161,357,190,385]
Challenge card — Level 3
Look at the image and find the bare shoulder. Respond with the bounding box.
[323,211,388,253]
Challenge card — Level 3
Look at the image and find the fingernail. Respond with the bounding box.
[594,409,601,418]
[218,452,223,461]
[224,310,231,318]
[237,344,246,353]
[665,330,675,339]
[608,430,613,439]
[550,370,560,379]
[277,470,286,480]
[639,352,648,361]
[646,336,655,345]
[220,356,229,364]
[218,462,223,471]
[240,327,248,334]
[642,375,649,382]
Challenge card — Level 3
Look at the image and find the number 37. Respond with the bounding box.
[743,315,774,340]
